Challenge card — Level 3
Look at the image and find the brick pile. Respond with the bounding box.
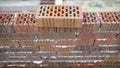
[0,5,120,68]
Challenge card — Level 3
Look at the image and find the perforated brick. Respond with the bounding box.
[0,13,14,33]
[36,5,83,28]
[99,12,120,31]
[82,12,100,32]
[14,12,38,33]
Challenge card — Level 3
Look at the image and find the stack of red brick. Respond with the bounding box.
[0,5,120,47]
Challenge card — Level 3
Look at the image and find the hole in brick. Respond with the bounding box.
[47,11,49,13]
[47,6,50,9]
[77,11,79,14]
[6,16,9,19]
[107,13,109,15]
[109,17,111,19]
[93,13,95,16]
[4,21,7,23]
[43,8,46,11]
[21,17,23,19]
[92,19,94,22]
[113,19,116,22]
[58,9,60,11]
[0,16,2,19]
[4,14,7,17]
[32,14,34,17]
[106,19,109,22]
[101,13,103,15]
[66,13,68,16]
[76,7,79,10]
[17,18,19,21]
[66,9,68,12]
[58,13,60,16]
[50,13,52,16]
[86,13,88,16]
[20,21,22,23]
[116,16,118,20]
[83,14,86,17]
[74,13,76,17]
[33,20,35,23]
[69,7,71,9]
[90,14,92,17]
[40,11,42,13]
[11,15,13,17]
[51,9,53,11]
[40,6,43,9]
[54,11,57,13]
[26,21,28,23]
[24,18,26,21]
[102,17,104,20]
[18,14,21,17]
[31,18,33,21]
[73,9,75,12]
[94,17,96,20]
[62,11,64,14]
[84,19,87,22]
[105,15,107,17]
[62,6,64,9]
[69,11,72,14]
[25,14,27,17]
[55,6,57,9]
[42,13,44,16]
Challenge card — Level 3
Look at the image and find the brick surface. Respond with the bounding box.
[36,5,83,28]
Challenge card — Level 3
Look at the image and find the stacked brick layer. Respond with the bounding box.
[0,10,120,68]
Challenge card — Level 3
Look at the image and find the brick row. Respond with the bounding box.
[0,38,119,47]
[0,61,119,68]
[94,39,119,46]
[0,32,118,40]
[1,12,119,33]
[36,5,83,28]
[1,45,119,53]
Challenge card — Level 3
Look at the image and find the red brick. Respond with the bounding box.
[14,12,38,33]
[36,5,83,28]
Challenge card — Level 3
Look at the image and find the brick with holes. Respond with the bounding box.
[14,12,38,33]
[36,5,83,28]
[82,12,100,32]
[99,12,120,31]
[0,13,15,33]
